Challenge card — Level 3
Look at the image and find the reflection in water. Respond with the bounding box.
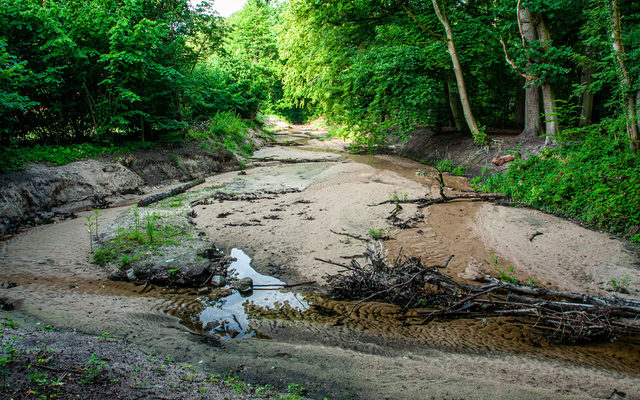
[199,248,309,339]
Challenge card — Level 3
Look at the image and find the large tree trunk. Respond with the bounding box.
[518,6,542,138]
[540,82,558,144]
[610,0,639,152]
[523,83,542,138]
[431,0,481,137]
[535,16,557,144]
[445,79,466,132]
[579,63,594,127]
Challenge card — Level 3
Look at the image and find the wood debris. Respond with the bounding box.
[321,243,640,342]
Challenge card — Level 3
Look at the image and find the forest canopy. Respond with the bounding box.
[2,0,639,149]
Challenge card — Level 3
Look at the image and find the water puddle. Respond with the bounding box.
[198,249,309,339]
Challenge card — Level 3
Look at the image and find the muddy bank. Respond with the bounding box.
[398,127,547,176]
[0,140,239,236]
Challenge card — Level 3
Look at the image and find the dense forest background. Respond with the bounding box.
[1,0,639,241]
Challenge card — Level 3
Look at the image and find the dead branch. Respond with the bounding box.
[138,178,205,207]
[253,280,316,288]
[329,229,369,242]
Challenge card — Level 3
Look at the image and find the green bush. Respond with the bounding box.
[435,159,456,173]
[190,111,253,157]
[478,125,640,243]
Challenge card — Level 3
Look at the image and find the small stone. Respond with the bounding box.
[210,275,226,287]
[233,277,253,294]
[1,281,17,289]
[197,287,210,295]
[126,269,136,281]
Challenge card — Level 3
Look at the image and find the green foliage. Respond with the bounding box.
[0,0,226,144]
[0,141,155,172]
[369,228,389,240]
[93,211,188,268]
[436,159,456,173]
[145,214,155,244]
[435,159,466,175]
[281,383,305,400]
[0,328,21,383]
[81,354,106,384]
[497,265,519,285]
[85,216,95,253]
[168,268,181,280]
[609,276,630,294]
[390,191,409,202]
[190,111,254,156]
[479,123,640,243]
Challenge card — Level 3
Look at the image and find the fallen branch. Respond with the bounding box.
[329,229,369,242]
[138,178,205,207]
[371,193,507,208]
[417,193,507,208]
[253,280,316,288]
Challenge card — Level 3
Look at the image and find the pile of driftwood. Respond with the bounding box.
[321,243,640,342]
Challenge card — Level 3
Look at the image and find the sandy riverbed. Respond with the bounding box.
[0,124,638,399]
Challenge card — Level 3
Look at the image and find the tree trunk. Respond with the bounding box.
[522,83,542,138]
[445,79,466,132]
[514,76,526,128]
[610,0,639,152]
[518,6,542,138]
[540,83,557,144]
[579,63,594,127]
[535,16,557,144]
[432,0,481,137]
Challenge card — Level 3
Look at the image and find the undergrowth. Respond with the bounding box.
[0,141,157,173]
[190,111,254,157]
[474,125,640,244]
[93,211,192,268]
[2,111,257,173]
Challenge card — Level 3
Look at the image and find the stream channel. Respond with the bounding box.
[1,124,639,399]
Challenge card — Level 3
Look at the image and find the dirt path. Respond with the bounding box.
[1,121,639,399]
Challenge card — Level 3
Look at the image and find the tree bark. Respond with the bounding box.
[535,16,557,144]
[445,79,466,132]
[610,0,639,152]
[522,82,542,138]
[540,82,558,144]
[431,0,481,136]
[517,6,542,138]
[579,63,594,127]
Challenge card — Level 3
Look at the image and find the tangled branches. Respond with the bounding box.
[320,244,640,342]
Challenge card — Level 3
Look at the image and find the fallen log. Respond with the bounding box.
[492,154,516,166]
[138,178,205,207]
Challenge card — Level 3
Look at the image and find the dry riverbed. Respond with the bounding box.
[1,122,639,399]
